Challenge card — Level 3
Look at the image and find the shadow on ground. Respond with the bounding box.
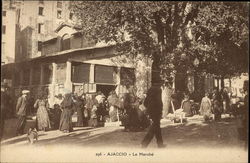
[1,118,244,149]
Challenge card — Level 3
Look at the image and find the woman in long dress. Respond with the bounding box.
[59,93,74,133]
[73,94,85,127]
[52,94,63,129]
[34,94,51,131]
[199,93,212,122]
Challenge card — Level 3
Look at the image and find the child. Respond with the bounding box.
[181,93,192,117]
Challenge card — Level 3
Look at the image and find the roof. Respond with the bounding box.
[19,44,115,63]
[55,22,82,33]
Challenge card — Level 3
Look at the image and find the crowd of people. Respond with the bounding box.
[1,81,248,147]
[1,84,151,139]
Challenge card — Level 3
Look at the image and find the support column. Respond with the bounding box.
[40,64,44,85]
[50,62,57,104]
[64,61,72,92]
[116,67,121,94]
[52,63,57,84]
[89,64,95,84]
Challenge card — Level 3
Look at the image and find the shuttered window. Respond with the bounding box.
[95,65,115,84]
[72,62,90,83]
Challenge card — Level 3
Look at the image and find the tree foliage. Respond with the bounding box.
[71,1,249,81]
[192,2,249,77]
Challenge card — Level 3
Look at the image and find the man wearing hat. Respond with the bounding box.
[141,78,166,148]
[15,90,30,135]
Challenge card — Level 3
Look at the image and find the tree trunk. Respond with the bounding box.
[221,76,225,90]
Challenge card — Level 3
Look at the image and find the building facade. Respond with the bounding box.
[12,24,152,107]
[15,0,73,62]
[2,0,18,65]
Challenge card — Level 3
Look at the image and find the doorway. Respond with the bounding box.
[96,84,117,97]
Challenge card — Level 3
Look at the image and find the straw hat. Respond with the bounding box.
[22,90,30,94]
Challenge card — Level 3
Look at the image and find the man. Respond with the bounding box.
[16,90,30,136]
[141,80,165,148]
[0,83,8,140]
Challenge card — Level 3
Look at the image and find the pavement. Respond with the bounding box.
[0,115,248,163]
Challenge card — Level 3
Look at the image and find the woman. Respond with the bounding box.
[73,93,85,127]
[85,94,98,127]
[59,93,74,133]
[107,91,120,122]
[34,94,51,131]
[52,94,63,129]
[199,93,213,122]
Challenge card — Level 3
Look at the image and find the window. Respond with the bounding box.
[38,23,44,34]
[61,34,70,51]
[69,12,73,20]
[38,41,42,51]
[38,7,44,15]
[72,63,90,83]
[3,11,6,16]
[57,1,62,8]
[39,0,44,4]
[95,65,116,84]
[57,10,62,19]
[2,25,6,34]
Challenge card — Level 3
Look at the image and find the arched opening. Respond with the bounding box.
[61,34,70,51]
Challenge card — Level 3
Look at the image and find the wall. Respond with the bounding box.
[2,4,16,64]
[15,1,72,62]
[42,38,61,56]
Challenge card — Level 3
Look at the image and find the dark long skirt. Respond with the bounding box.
[59,108,73,132]
[76,107,84,127]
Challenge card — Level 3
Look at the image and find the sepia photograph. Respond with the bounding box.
[1,1,249,162]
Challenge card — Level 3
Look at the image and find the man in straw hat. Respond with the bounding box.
[141,79,166,148]
[15,90,30,135]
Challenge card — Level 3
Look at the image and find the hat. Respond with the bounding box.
[63,88,71,95]
[22,90,30,94]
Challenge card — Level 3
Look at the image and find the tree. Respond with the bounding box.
[71,1,200,82]
[71,1,249,83]
[191,2,249,77]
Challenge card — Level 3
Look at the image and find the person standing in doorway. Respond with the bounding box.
[16,90,30,136]
[141,80,165,148]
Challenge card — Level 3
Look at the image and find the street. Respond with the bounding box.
[0,115,247,163]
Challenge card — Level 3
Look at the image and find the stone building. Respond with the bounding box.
[12,24,152,106]
[15,0,73,62]
[2,0,18,65]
